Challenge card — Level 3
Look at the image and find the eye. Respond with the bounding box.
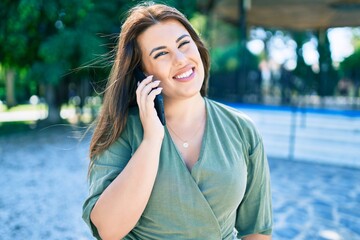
[178,40,190,48]
[154,51,168,59]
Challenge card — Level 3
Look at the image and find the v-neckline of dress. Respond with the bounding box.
[165,98,209,175]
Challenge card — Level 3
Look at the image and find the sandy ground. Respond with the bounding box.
[1,125,359,240]
[0,126,92,240]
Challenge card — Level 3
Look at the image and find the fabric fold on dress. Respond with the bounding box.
[82,98,272,240]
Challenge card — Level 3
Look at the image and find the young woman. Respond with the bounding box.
[82,3,272,240]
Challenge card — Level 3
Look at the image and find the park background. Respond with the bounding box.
[1,0,360,239]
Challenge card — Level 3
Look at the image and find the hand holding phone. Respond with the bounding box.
[134,67,166,126]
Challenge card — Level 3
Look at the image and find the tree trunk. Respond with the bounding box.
[237,0,248,102]
[45,83,61,123]
[6,68,17,107]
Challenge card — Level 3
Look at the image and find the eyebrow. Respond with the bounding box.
[149,34,190,56]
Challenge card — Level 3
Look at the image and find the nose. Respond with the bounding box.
[172,50,187,67]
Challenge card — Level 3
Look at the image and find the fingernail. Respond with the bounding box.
[137,81,140,86]
[148,75,153,80]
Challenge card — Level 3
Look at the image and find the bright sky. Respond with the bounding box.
[247,27,355,68]
[328,27,354,62]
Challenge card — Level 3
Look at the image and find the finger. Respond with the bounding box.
[141,80,161,96]
[139,80,161,107]
[136,75,153,107]
[137,75,153,90]
[145,88,163,119]
[136,75,153,97]
[147,87,163,103]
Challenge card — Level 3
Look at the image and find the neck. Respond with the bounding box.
[164,94,205,124]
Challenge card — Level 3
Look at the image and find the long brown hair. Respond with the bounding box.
[89,2,210,164]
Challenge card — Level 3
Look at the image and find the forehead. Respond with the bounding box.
[137,19,190,50]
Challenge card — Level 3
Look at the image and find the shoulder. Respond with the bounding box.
[104,106,143,156]
[206,98,257,132]
[90,106,142,164]
[206,98,261,150]
[206,99,249,118]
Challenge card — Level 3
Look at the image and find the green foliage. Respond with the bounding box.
[1,0,39,67]
[318,31,338,96]
[292,30,338,96]
[339,48,360,94]
[2,0,352,109]
[351,28,360,49]
[340,48,360,72]
[189,13,207,38]
[211,43,259,73]
[162,0,197,19]
[0,65,4,100]
[201,16,260,74]
[0,0,126,86]
[292,31,317,94]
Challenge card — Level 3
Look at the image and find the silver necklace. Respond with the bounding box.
[167,118,205,148]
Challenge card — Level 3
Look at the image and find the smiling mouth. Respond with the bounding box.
[173,68,194,80]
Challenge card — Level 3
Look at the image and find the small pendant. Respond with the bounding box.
[183,142,189,148]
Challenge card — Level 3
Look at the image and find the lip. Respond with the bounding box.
[172,66,196,82]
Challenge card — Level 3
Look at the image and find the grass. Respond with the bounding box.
[0,104,6,112]
[1,104,48,112]
[0,103,99,135]
[0,104,53,136]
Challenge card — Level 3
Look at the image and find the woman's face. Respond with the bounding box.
[137,19,204,100]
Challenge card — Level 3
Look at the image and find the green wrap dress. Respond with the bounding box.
[82,98,272,240]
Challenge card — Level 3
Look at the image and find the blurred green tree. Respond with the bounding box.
[207,19,260,101]
[316,30,338,97]
[0,0,42,107]
[292,31,317,95]
[339,49,360,97]
[0,0,201,122]
[0,0,131,122]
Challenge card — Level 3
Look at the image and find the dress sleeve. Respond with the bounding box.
[82,128,133,240]
[235,137,273,239]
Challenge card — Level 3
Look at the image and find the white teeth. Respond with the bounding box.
[174,69,193,79]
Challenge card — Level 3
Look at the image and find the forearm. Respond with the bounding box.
[243,234,271,240]
[90,138,162,240]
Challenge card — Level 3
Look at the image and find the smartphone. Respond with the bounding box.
[134,67,166,125]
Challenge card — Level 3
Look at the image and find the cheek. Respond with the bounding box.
[195,52,205,74]
[156,64,171,78]
[191,46,204,69]
[150,64,171,84]
[144,60,165,77]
